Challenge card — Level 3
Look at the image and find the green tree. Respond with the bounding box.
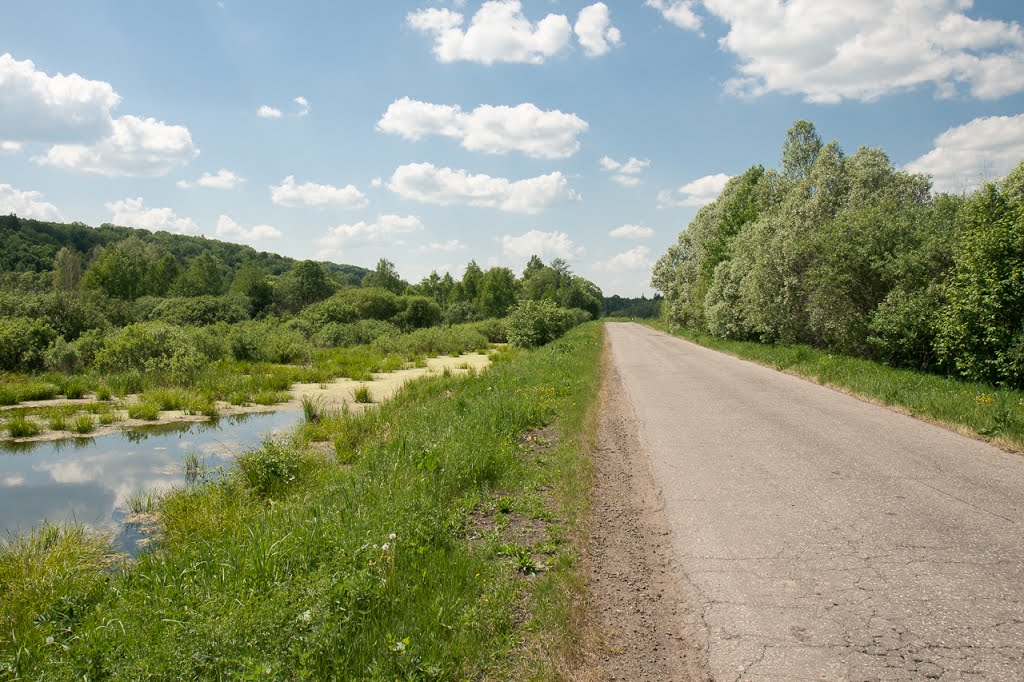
[82,236,160,300]
[781,119,822,180]
[458,260,484,305]
[173,252,226,297]
[478,267,518,318]
[230,263,274,317]
[361,258,404,295]
[293,260,334,306]
[51,246,82,291]
[936,172,1024,386]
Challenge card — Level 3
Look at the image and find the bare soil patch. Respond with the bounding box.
[576,340,711,681]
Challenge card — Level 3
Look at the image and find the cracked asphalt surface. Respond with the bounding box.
[605,323,1024,681]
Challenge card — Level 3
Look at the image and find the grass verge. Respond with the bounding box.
[0,322,604,680]
[642,320,1024,452]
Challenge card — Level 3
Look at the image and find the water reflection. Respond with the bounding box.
[0,410,299,553]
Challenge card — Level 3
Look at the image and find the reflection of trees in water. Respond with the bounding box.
[120,413,267,444]
[0,436,94,454]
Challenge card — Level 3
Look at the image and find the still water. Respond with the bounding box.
[0,410,300,552]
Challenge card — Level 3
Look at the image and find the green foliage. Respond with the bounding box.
[227,319,310,364]
[141,295,250,326]
[237,440,304,495]
[0,316,56,371]
[353,385,372,403]
[314,319,400,348]
[505,300,587,348]
[5,416,40,438]
[94,322,217,380]
[127,400,161,420]
[396,295,443,330]
[652,119,1024,388]
[361,257,405,294]
[937,175,1024,387]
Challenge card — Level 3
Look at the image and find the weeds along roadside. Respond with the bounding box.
[640,320,1024,452]
[0,322,604,680]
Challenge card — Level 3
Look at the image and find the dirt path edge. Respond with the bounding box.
[576,334,712,681]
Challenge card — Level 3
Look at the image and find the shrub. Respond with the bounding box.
[0,316,56,371]
[94,322,212,381]
[467,318,509,344]
[313,319,400,348]
[372,325,488,357]
[227,320,310,364]
[143,296,250,326]
[505,300,588,348]
[443,301,483,325]
[395,296,442,330]
[353,385,372,403]
[44,337,82,373]
[237,441,303,496]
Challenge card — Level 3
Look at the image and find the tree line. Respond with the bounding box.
[652,120,1024,388]
[0,218,602,373]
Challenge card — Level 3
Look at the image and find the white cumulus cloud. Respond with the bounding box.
[270,175,368,209]
[319,214,424,248]
[1,54,197,177]
[658,172,732,208]
[177,168,245,190]
[0,53,119,143]
[377,97,588,159]
[600,155,650,186]
[257,105,283,118]
[646,0,702,33]
[407,0,573,64]
[294,96,310,117]
[594,246,652,272]
[0,184,61,220]
[905,114,1024,193]
[415,239,467,253]
[0,141,20,154]
[574,3,622,57]
[387,162,578,214]
[35,114,197,177]
[500,229,582,259]
[696,0,1024,102]
[610,224,655,239]
[106,197,198,234]
[215,215,281,241]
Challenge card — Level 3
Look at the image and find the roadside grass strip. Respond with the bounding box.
[644,321,1024,452]
[0,323,603,680]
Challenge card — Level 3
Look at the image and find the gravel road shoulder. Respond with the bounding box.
[576,337,711,681]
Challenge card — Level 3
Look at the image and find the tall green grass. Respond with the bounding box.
[0,323,604,679]
[644,321,1024,451]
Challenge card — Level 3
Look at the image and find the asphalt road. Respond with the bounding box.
[605,323,1024,681]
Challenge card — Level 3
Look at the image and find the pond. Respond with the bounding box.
[0,410,300,553]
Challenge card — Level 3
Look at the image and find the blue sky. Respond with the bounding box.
[2,1,1023,296]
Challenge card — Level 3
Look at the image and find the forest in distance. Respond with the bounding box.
[652,120,1024,390]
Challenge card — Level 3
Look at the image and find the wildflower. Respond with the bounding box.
[45,636,54,645]
[388,532,397,540]
[381,543,390,551]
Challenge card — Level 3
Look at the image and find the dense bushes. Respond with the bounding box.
[505,300,590,348]
[0,316,56,371]
[93,322,221,380]
[138,295,250,326]
[653,119,1024,388]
